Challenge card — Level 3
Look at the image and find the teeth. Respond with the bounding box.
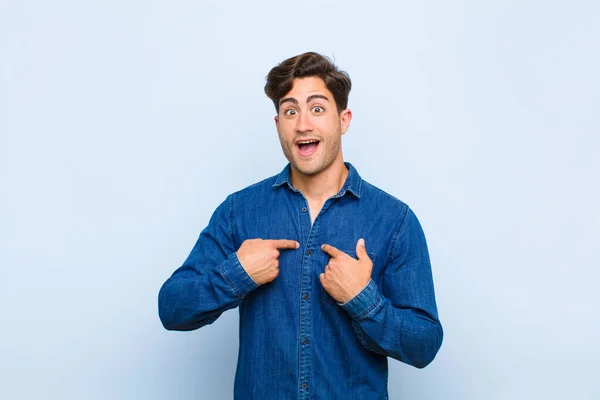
[298,140,319,144]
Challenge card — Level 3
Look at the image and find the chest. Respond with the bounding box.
[307,200,324,225]
[234,194,394,278]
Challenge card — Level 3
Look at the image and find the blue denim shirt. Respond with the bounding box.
[158,162,443,399]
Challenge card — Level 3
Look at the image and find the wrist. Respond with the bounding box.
[341,279,371,304]
[338,279,383,320]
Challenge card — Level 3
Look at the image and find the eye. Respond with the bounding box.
[284,109,297,116]
[312,106,324,113]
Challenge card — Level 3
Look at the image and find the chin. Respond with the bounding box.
[291,159,328,177]
[294,167,321,177]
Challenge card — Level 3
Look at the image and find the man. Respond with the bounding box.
[158,52,443,399]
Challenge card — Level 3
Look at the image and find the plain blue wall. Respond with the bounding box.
[1,1,599,399]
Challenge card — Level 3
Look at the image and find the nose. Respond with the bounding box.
[296,112,313,133]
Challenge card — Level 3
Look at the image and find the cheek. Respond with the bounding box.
[277,120,295,136]
[322,116,341,132]
[277,130,295,149]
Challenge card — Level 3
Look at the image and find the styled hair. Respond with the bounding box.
[264,52,352,114]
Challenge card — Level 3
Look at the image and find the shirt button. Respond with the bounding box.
[307,249,313,256]
[302,337,309,344]
[302,383,307,389]
[301,207,307,212]
[303,294,309,300]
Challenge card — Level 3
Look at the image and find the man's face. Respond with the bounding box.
[275,77,352,177]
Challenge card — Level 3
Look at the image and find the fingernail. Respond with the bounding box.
[296,241,300,248]
[359,238,365,246]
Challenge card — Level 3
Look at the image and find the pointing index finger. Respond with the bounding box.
[321,243,342,258]
[269,239,300,249]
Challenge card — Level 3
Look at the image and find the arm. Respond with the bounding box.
[340,207,443,368]
[158,195,259,331]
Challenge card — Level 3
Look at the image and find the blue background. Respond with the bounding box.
[1,1,599,398]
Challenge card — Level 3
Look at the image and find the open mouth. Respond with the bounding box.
[296,139,320,157]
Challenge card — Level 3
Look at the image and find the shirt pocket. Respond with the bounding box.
[321,250,377,306]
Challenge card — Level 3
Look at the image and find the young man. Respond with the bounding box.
[158,52,443,399]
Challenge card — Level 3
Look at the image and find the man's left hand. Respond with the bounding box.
[320,238,373,304]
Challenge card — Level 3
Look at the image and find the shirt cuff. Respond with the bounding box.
[220,252,259,298]
[339,279,383,320]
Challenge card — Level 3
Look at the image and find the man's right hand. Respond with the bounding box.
[236,239,300,285]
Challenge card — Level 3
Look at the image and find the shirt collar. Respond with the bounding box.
[272,162,362,199]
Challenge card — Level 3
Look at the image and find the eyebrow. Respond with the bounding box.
[279,97,298,106]
[279,94,331,106]
[307,94,330,103]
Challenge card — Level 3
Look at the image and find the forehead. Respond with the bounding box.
[283,77,332,100]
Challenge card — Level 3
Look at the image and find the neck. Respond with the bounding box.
[290,154,348,203]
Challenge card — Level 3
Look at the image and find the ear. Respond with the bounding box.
[340,109,352,135]
[274,115,279,128]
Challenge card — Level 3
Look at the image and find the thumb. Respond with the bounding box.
[355,238,368,260]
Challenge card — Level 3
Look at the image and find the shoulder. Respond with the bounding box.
[228,173,280,203]
[360,178,410,221]
[359,180,427,257]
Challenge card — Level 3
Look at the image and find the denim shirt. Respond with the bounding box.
[158,162,443,400]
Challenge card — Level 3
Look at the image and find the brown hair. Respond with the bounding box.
[264,52,352,114]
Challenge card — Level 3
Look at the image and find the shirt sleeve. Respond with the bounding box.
[339,207,443,368]
[158,194,259,331]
